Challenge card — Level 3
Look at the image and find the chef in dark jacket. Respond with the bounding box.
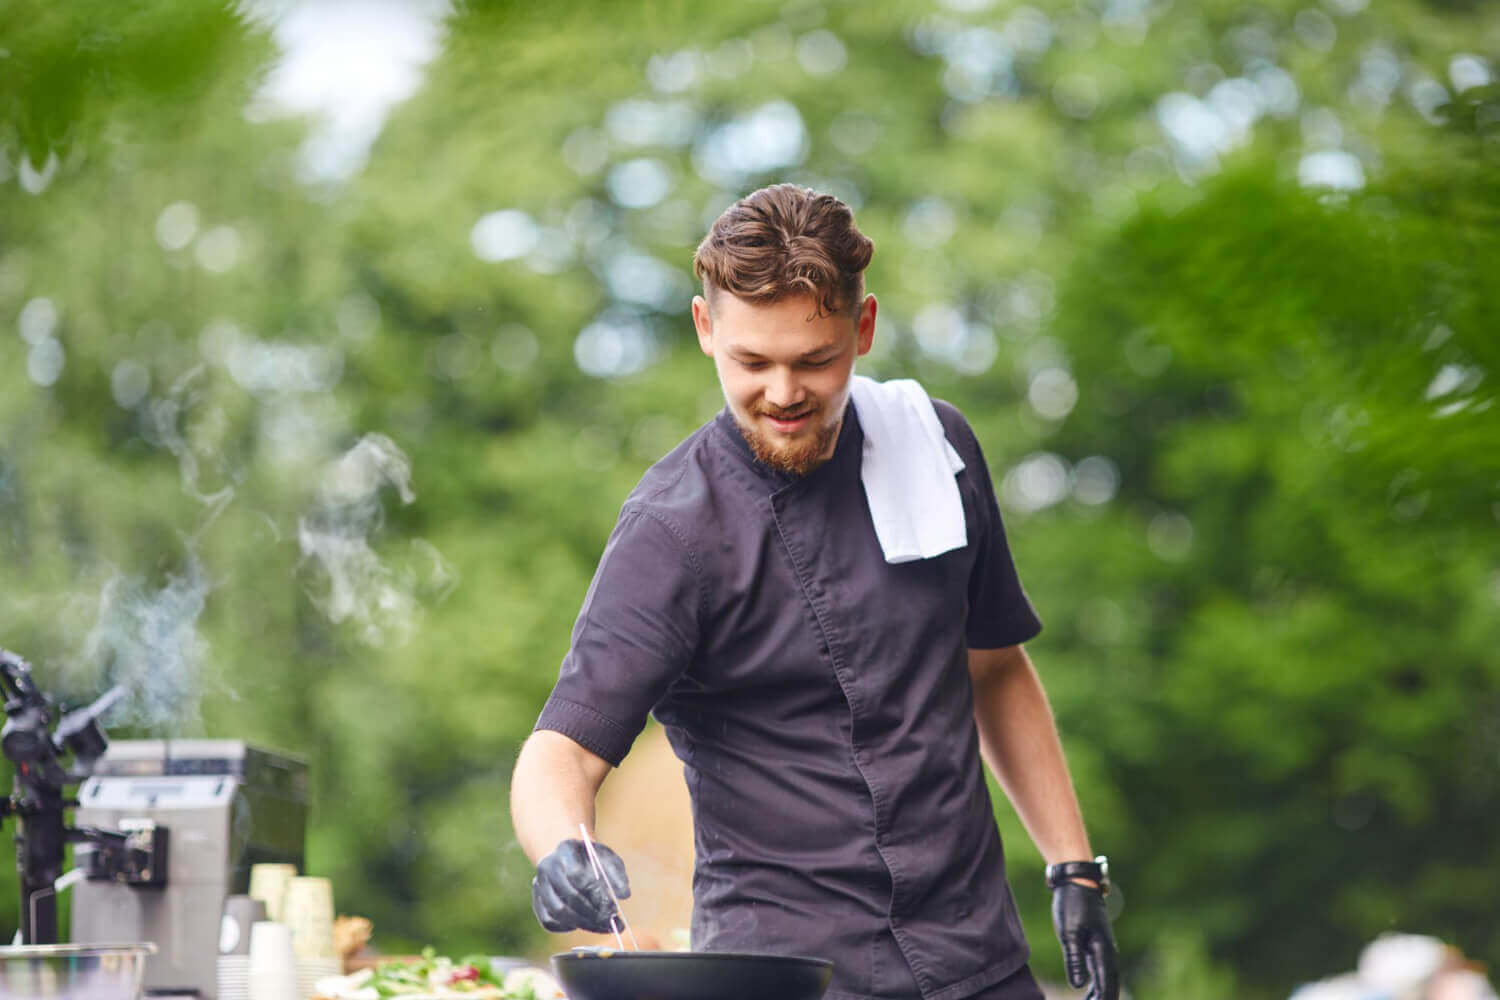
[510,184,1119,1000]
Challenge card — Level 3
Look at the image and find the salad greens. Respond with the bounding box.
[362,949,543,1000]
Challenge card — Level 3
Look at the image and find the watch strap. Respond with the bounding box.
[1045,855,1110,893]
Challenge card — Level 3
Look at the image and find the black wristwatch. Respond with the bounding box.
[1045,855,1110,895]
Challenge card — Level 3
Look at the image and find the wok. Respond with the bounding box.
[552,949,834,1000]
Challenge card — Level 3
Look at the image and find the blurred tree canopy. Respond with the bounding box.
[1,0,1497,996]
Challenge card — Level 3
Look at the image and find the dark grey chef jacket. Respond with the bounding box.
[535,399,1044,1000]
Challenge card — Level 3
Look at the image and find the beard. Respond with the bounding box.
[740,399,842,477]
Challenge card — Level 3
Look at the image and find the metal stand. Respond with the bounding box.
[1,648,162,944]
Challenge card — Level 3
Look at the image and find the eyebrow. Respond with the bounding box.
[728,343,841,362]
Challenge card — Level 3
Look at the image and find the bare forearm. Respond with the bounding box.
[970,645,1093,864]
[510,729,612,863]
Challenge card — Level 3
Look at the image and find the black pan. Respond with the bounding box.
[552,949,834,1000]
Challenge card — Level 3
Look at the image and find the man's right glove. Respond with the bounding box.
[530,838,632,934]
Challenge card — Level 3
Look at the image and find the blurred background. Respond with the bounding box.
[2,0,1498,996]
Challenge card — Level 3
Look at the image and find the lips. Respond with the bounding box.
[762,409,814,433]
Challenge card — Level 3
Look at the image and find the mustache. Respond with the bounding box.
[754,402,818,420]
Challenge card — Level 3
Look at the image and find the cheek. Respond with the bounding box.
[716,366,757,406]
[812,366,852,402]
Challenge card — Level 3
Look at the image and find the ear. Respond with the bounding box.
[855,294,877,357]
[692,295,714,357]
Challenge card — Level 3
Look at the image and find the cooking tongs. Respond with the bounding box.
[579,823,639,951]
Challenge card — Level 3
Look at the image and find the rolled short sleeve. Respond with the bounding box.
[535,505,701,765]
[940,408,1043,649]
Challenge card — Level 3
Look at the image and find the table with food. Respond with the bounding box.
[313,949,563,1000]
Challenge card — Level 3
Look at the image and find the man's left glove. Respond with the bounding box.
[1051,881,1119,1000]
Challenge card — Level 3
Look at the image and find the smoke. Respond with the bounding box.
[79,554,212,732]
[55,368,229,733]
[297,433,453,646]
[142,366,236,537]
[51,382,450,733]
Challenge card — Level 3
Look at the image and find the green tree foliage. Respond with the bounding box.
[1035,116,1500,993]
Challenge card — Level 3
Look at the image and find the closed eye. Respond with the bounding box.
[738,357,834,371]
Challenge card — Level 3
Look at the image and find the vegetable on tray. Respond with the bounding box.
[313,948,564,1000]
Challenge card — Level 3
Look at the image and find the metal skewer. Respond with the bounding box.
[578,823,639,951]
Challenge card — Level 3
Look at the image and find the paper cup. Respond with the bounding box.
[249,965,297,1000]
[249,920,295,967]
[249,864,298,922]
[248,921,298,1000]
[282,876,336,959]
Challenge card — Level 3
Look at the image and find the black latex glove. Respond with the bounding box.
[1051,881,1119,1000]
[530,838,632,934]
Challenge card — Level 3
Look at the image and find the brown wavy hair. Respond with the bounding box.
[693,184,875,317]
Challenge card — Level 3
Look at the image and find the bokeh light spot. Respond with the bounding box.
[1293,9,1337,53]
[561,128,610,176]
[1004,6,1054,55]
[1407,78,1451,124]
[647,48,703,93]
[574,309,658,378]
[693,101,808,186]
[1073,456,1120,505]
[1425,363,1483,400]
[111,360,152,409]
[797,30,848,77]
[605,98,699,148]
[471,210,539,262]
[603,249,691,311]
[27,338,65,386]
[1053,74,1100,119]
[903,198,958,248]
[607,158,676,209]
[492,325,539,373]
[707,38,755,79]
[18,297,58,345]
[1148,511,1193,561]
[1449,54,1493,94]
[1028,367,1079,420]
[1298,151,1366,191]
[155,202,201,251]
[18,152,58,195]
[195,225,242,273]
[199,319,242,367]
[1002,452,1070,513]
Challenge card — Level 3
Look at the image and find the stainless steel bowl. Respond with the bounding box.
[0,943,157,1000]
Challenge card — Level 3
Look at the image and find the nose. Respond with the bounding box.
[763,367,804,410]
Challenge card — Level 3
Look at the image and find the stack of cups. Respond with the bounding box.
[248,921,299,1000]
[218,895,267,1000]
[285,876,341,999]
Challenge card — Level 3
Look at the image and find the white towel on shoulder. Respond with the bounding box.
[849,375,967,564]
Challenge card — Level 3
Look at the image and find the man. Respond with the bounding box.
[510,184,1118,1000]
